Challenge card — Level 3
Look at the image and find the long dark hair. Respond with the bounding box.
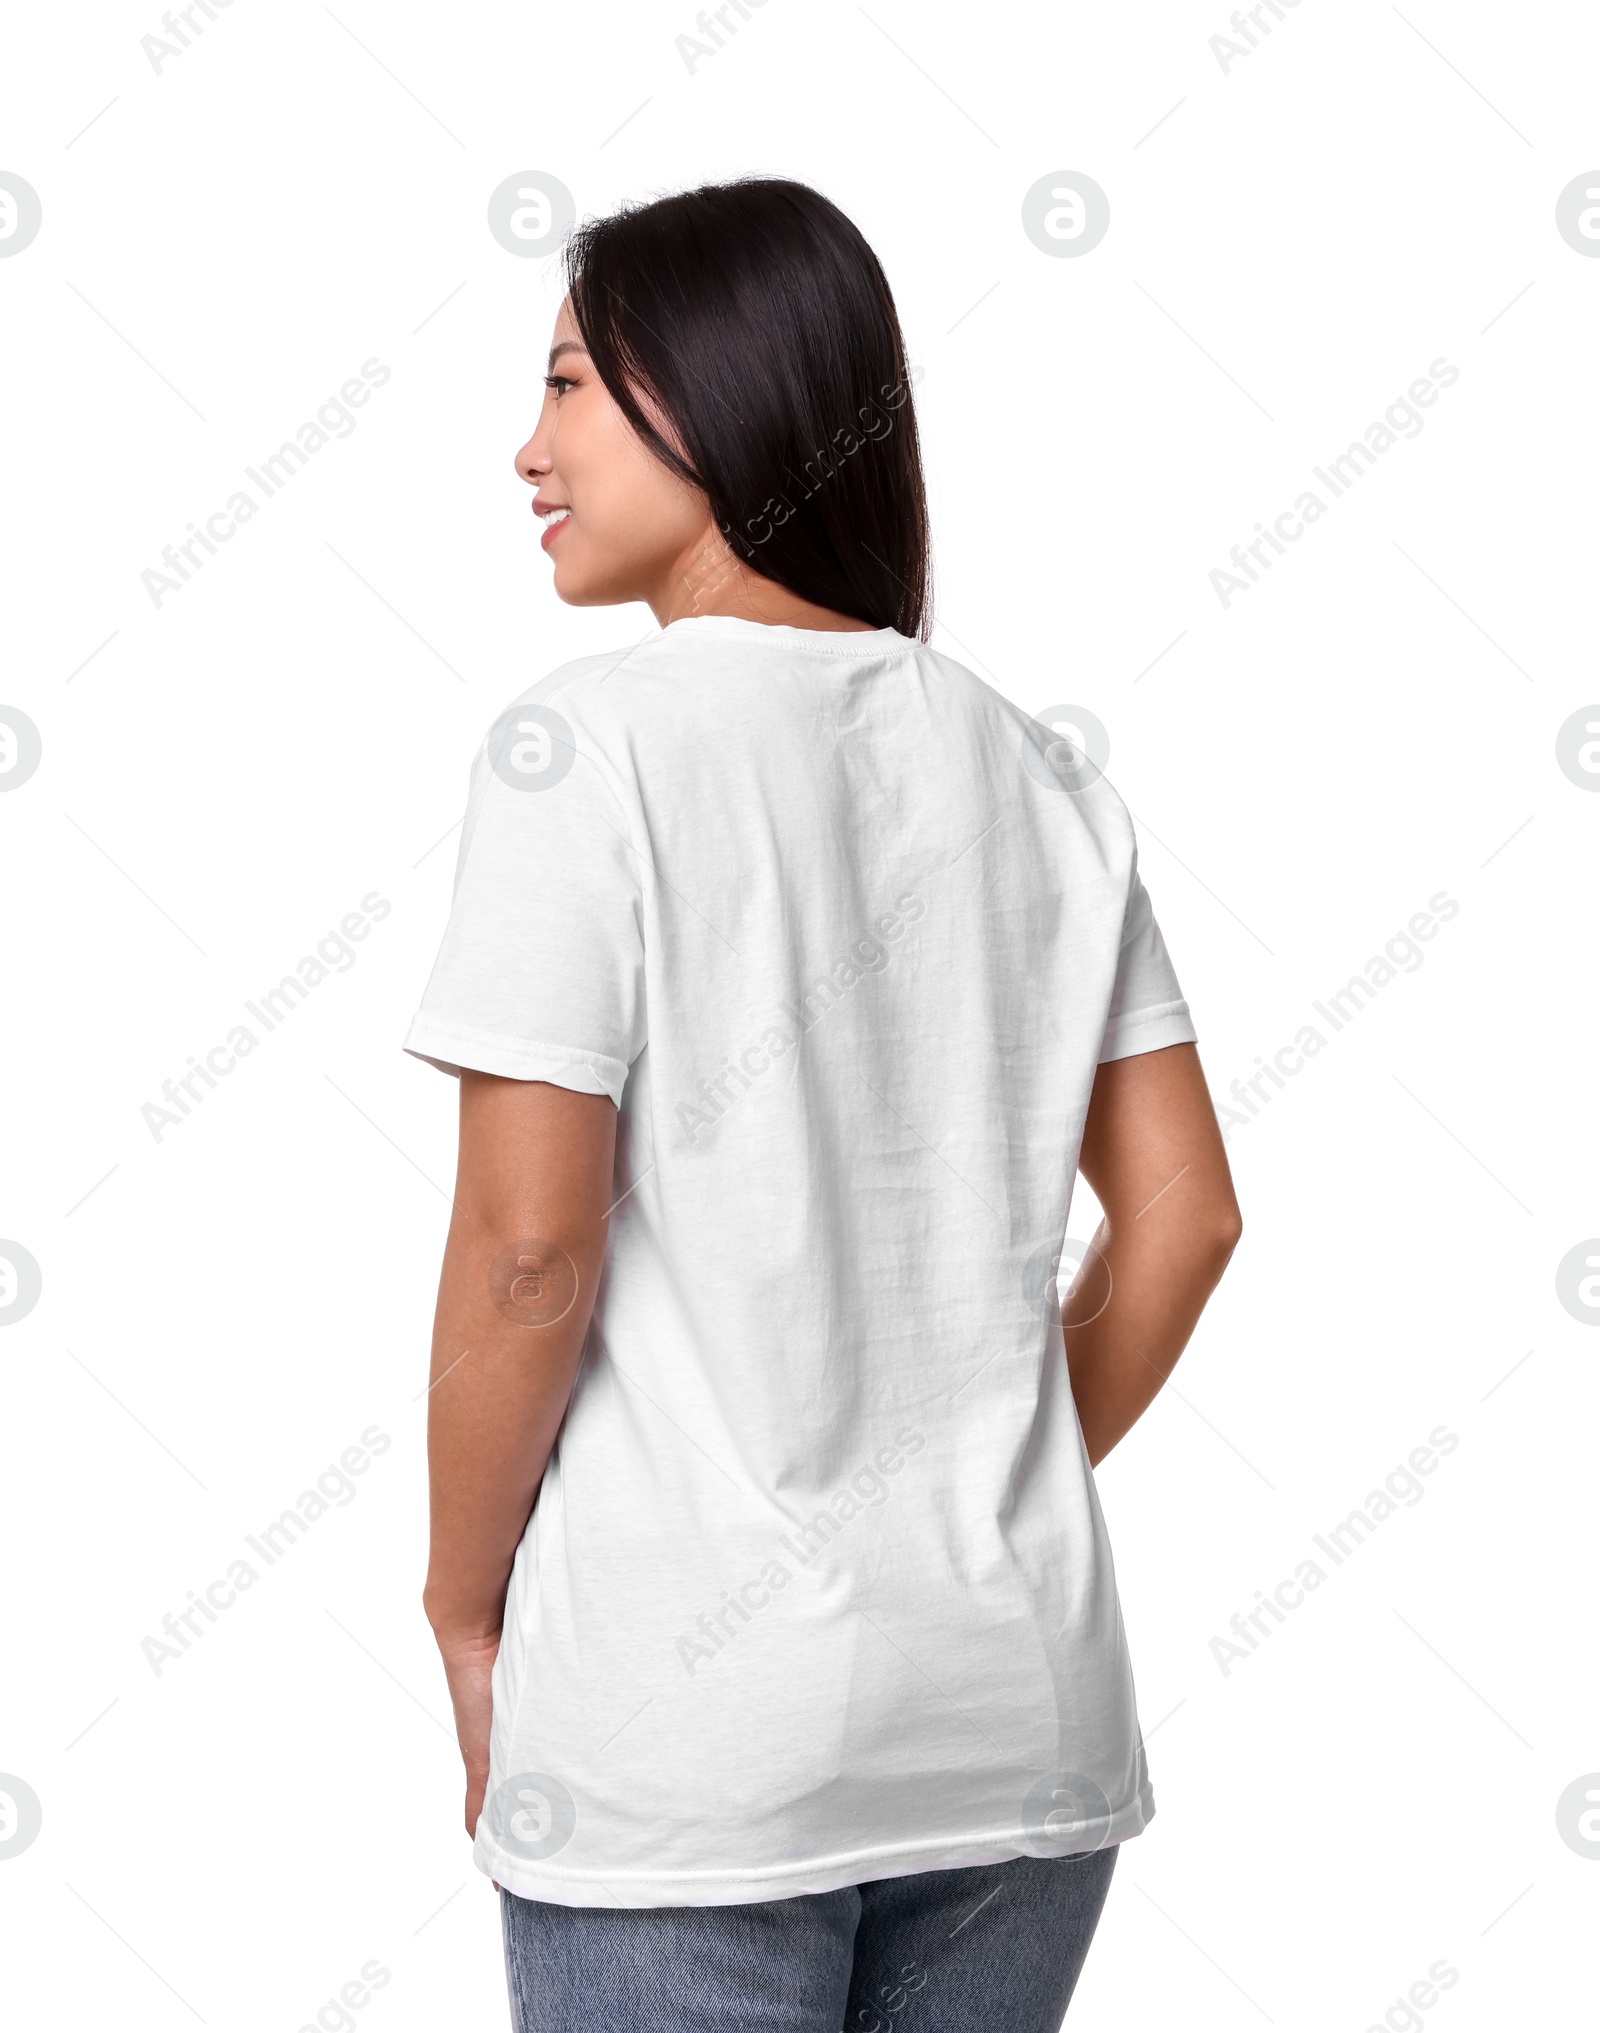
[563,178,932,639]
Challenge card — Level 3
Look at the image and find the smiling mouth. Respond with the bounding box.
[537,505,571,550]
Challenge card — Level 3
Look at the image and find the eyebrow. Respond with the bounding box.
[547,339,590,370]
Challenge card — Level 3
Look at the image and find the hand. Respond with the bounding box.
[434,1627,501,1840]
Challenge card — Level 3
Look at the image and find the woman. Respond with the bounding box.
[406,177,1241,2032]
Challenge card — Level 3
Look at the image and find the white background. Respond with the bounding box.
[2,0,1596,2027]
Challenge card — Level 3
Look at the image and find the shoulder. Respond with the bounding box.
[912,644,1137,847]
[462,647,649,795]
[481,645,649,729]
[478,633,715,748]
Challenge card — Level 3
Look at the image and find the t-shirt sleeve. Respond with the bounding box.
[403,709,646,1105]
[1097,857,1198,1065]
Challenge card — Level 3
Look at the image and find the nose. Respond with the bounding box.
[514,427,548,488]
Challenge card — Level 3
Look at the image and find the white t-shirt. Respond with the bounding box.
[405,615,1197,1908]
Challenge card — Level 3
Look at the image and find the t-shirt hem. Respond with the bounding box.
[478,1788,1154,1910]
[403,1015,627,1105]
[1097,1000,1198,1066]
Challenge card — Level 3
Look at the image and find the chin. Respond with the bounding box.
[551,556,630,609]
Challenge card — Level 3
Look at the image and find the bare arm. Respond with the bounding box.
[422,1071,617,1835]
[1063,1042,1242,1468]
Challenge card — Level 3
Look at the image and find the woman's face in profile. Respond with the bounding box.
[514,298,714,611]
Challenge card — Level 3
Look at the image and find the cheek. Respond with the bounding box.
[561,406,626,518]
[576,414,702,555]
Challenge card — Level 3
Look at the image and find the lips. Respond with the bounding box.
[536,504,571,552]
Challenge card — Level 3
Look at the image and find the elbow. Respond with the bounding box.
[1207,1203,1244,1268]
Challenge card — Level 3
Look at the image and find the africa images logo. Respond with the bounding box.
[483,1773,577,1862]
[674,892,926,1143]
[1209,358,1460,609]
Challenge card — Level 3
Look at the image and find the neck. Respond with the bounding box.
[651,525,878,633]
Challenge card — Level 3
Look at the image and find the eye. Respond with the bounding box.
[543,374,576,397]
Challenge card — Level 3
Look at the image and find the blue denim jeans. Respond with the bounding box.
[501,1845,1118,2032]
